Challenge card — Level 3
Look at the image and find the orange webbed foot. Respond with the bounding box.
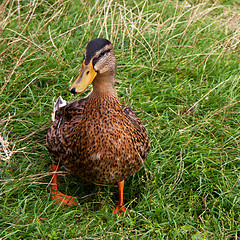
[50,163,78,206]
[51,189,78,206]
[113,180,129,215]
[113,205,129,215]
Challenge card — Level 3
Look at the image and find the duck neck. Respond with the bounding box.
[91,73,117,98]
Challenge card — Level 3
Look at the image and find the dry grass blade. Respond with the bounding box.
[0,132,13,162]
[0,0,240,239]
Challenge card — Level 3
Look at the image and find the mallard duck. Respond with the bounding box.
[46,38,150,213]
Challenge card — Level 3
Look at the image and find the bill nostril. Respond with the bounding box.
[70,87,76,94]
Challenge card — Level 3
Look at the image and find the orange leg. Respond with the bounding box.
[113,180,129,214]
[50,163,78,206]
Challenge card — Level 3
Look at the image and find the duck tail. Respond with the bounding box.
[51,96,67,122]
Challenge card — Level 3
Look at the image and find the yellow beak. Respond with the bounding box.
[69,60,97,93]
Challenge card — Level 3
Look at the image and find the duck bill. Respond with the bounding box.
[69,60,97,93]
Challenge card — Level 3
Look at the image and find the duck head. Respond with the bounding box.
[69,38,116,94]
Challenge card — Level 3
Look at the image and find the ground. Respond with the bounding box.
[0,0,240,239]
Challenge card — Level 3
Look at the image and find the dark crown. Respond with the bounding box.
[85,38,112,65]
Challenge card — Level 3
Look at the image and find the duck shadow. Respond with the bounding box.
[52,167,147,212]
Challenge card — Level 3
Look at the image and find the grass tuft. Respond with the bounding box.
[0,0,240,239]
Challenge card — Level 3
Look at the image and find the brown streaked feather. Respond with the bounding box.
[46,97,88,161]
[46,94,150,184]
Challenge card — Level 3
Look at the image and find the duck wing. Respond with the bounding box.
[46,97,88,163]
[122,105,150,161]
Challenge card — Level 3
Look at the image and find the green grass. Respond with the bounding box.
[0,0,240,239]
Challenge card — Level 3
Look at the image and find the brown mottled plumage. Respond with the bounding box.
[46,38,150,212]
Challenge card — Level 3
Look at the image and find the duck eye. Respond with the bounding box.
[86,71,89,75]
